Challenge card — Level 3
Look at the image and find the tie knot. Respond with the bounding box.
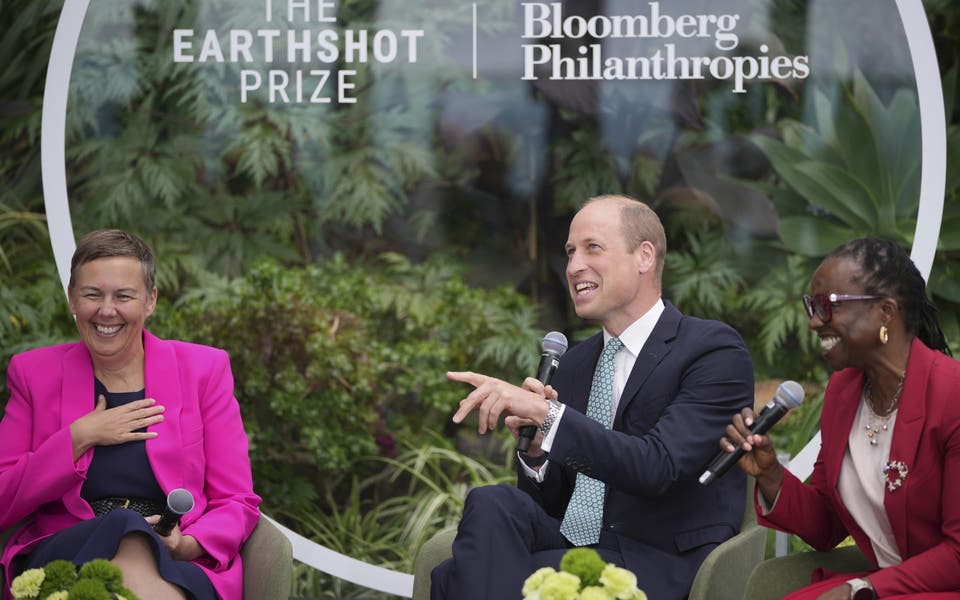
[604,337,622,358]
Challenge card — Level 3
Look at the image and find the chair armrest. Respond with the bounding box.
[688,522,768,600]
[411,529,456,600]
[241,517,293,600]
[744,545,872,600]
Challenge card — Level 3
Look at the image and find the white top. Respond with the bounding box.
[837,392,902,567]
[521,299,666,481]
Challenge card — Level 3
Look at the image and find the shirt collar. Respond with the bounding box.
[602,298,665,356]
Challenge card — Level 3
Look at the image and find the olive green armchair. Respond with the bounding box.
[743,545,872,599]
[412,478,767,600]
[0,516,293,600]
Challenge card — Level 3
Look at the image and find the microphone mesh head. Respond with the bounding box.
[167,488,195,515]
[775,380,804,409]
[541,331,568,356]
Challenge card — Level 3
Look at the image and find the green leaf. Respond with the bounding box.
[791,161,878,229]
[778,215,861,257]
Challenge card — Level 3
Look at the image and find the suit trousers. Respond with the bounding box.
[431,484,625,600]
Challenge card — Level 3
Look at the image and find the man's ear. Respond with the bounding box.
[635,240,657,275]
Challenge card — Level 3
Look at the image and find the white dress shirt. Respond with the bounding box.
[521,299,666,481]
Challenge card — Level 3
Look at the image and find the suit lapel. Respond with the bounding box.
[143,331,184,492]
[884,338,932,557]
[565,335,603,415]
[613,304,678,427]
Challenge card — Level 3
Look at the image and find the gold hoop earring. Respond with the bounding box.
[879,325,889,345]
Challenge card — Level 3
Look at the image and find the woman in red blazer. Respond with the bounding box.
[721,238,960,599]
[0,230,260,600]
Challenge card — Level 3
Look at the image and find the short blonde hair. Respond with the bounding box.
[583,195,666,281]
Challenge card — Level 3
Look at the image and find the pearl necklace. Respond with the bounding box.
[863,374,904,446]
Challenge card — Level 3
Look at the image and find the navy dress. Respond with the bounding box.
[16,380,217,599]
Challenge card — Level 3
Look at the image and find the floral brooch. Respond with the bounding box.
[884,460,909,492]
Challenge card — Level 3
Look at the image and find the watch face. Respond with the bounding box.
[852,586,876,600]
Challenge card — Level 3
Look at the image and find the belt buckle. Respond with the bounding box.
[122,498,130,509]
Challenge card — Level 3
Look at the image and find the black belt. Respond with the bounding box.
[90,497,165,518]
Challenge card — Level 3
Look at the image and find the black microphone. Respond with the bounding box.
[518,331,569,452]
[154,488,195,536]
[698,380,804,486]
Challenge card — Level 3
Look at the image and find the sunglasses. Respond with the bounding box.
[802,293,881,323]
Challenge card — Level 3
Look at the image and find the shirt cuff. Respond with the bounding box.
[757,487,781,515]
[518,452,550,482]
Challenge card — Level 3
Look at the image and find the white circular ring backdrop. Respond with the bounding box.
[40,1,945,595]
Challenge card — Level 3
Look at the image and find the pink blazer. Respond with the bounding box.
[0,331,261,599]
[759,338,960,595]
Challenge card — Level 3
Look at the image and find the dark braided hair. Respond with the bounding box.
[826,238,951,355]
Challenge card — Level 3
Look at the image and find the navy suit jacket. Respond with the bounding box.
[517,302,753,598]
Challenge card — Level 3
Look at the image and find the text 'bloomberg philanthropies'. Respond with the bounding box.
[520,2,809,93]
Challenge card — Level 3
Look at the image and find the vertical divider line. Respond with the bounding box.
[473,3,478,79]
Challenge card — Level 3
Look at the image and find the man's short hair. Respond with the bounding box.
[584,194,666,281]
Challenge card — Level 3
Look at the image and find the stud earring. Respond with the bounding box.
[879,325,889,345]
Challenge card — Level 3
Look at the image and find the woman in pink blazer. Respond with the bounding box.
[721,238,960,599]
[0,230,261,600]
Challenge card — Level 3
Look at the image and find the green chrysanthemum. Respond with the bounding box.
[598,565,638,599]
[579,585,614,600]
[559,548,606,588]
[116,587,140,600]
[66,577,112,600]
[522,566,557,596]
[39,560,78,597]
[10,568,45,599]
[78,559,123,591]
[538,571,581,600]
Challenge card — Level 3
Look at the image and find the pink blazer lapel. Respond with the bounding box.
[143,331,185,493]
[884,338,932,557]
[60,344,95,469]
[58,344,96,518]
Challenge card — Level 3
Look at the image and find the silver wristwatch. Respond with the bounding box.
[538,399,562,436]
[846,578,876,600]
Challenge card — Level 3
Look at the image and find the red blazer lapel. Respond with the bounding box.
[143,331,184,493]
[884,338,932,558]
[822,371,862,497]
[819,369,877,558]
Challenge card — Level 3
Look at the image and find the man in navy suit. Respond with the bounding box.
[433,195,754,600]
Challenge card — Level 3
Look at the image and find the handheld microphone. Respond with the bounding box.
[154,488,195,536]
[518,331,569,452]
[698,380,804,486]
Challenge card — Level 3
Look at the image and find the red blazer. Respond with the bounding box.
[759,338,960,595]
[0,331,261,599]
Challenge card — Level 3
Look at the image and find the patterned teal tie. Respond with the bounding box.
[560,336,622,546]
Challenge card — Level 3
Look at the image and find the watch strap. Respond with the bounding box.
[538,399,562,436]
